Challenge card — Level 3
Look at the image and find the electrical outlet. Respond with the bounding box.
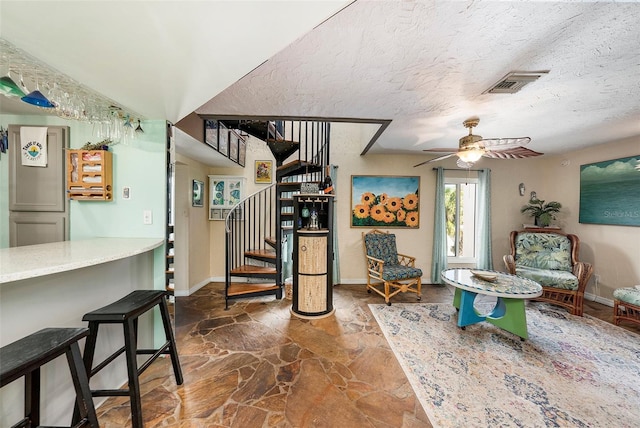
[594,274,601,283]
[143,210,153,225]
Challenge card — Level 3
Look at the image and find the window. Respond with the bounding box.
[445,177,477,263]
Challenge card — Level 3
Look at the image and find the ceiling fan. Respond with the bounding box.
[414,117,543,168]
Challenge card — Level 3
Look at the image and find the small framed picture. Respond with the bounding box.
[238,138,246,167]
[229,130,239,163]
[255,160,273,183]
[218,122,229,156]
[204,120,218,150]
[192,179,204,207]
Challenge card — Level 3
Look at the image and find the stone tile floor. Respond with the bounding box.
[95,283,638,427]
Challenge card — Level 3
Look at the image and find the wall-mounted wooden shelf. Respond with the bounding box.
[66,150,113,201]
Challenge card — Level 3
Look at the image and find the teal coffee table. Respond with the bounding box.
[442,268,542,340]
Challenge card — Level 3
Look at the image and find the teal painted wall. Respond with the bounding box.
[0,114,167,290]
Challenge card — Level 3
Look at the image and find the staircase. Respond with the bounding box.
[222,120,331,309]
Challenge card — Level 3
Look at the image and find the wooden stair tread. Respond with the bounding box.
[227,282,280,296]
[277,159,314,171]
[245,249,276,260]
[230,265,277,275]
[277,160,323,178]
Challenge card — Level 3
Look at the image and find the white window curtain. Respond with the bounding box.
[431,167,447,283]
[476,168,493,270]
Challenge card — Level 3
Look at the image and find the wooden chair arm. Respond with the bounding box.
[396,253,416,267]
[573,261,594,292]
[503,254,516,274]
[365,255,385,276]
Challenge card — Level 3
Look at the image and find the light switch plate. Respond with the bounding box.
[143,210,152,225]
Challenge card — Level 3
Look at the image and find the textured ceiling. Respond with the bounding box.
[197,0,640,158]
[1,1,639,164]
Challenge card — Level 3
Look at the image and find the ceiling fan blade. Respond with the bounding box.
[483,146,543,159]
[413,152,456,167]
[423,148,459,153]
[481,137,531,149]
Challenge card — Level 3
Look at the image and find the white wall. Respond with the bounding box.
[174,153,212,295]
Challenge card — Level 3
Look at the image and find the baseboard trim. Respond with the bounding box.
[585,292,614,307]
[174,277,218,297]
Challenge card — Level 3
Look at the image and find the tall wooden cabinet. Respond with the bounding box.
[292,194,334,318]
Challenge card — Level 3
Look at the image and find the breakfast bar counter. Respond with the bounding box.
[0,237,163,426]
[0,237,163,283]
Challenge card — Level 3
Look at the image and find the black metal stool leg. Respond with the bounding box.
[124,318,144,428]
[159,295,183,385]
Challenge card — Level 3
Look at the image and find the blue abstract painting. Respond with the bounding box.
[579,155,640,226]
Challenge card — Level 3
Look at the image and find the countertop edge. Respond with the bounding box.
[0,238,164,283]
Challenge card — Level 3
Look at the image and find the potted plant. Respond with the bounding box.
[520,198,562,227]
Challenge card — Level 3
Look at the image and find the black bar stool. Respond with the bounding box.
[0,327,99,428]
[74,290,183,428]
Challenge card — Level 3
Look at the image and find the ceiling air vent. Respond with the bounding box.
[483,71,549,94]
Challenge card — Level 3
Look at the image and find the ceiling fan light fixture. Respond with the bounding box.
[457,147,484,163]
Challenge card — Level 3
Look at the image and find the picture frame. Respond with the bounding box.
[218,122,229,156]
[208,175,246,220]
[238,138,246,167]
[579,155,640,226]
[351,175,420,228]
[192,179,204,207]
[229,130,239,162]
[204,119,218,150]
[255,160,273,183]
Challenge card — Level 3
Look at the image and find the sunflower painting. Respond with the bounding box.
[351,175,420,228]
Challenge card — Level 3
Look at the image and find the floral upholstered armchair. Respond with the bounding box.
[362,229,423,305]
[503,230,593,316]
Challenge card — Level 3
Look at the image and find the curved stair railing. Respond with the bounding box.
[223,119,331,309]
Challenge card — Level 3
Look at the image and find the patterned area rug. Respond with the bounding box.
[370,302,640,427]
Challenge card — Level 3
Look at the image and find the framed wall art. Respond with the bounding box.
[238,138,246,167]
[255,160,273,183]
[579,155,640,226]
[192,179,204,207]
[208,175,246,220]
[218,122,229,157]
[351,175,420,228]
[204,120,218,150]
[229,130,239,163]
